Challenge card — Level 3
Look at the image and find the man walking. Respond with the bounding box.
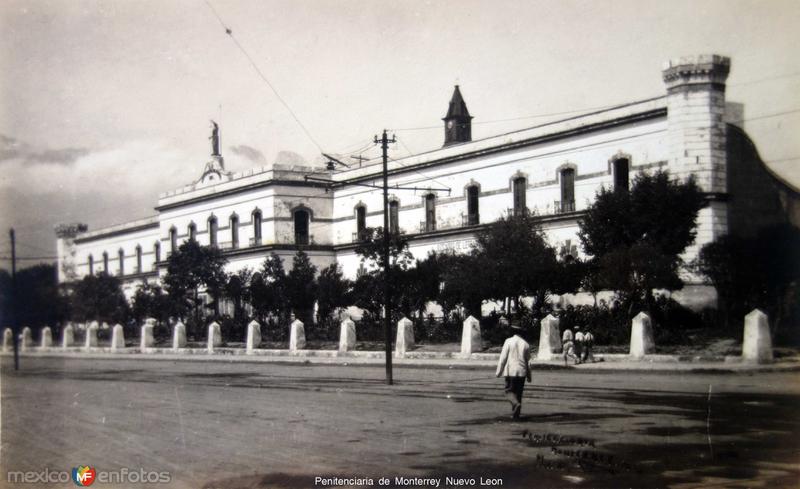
[495,318,532,420]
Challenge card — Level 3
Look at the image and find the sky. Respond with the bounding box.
[1,0,799,268]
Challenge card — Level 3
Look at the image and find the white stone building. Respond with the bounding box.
[56,55,797,308]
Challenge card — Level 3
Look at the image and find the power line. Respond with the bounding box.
[203,0,325,153]
[0,255,57,261]
[730,71,800,88]
[731,108,800,124]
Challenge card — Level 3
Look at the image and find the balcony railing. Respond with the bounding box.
[555,200,576,213]
[419,220,437,233]
[352,230,370,243]
[462,213,480,226]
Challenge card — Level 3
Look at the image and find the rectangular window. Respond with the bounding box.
[513,177,526,215]
[356,206,366,240]
[209,218,218,247]
[252,211,262,245]
[425,195,436,232]
[614,158,630,193]
[560,168,575,212]
[230,216,239,248]
[467,186,479,225]
[136,247,142,273]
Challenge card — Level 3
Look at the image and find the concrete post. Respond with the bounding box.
[172,321,187,350]
[630,312,655,359]
[289,319,306,351]
[140,322,155,351]
[460,315,481,357]
[339,318,356,352]
[207,321,222,352]
[742,309,773,363]
[41,326,53,348]
[395,317,414,357]
[3,328,12,352]
[19,326,32,352]
[537,314,562,360]
[246,320,262,352]
[62,324,74,348]
[85,321,99,348]
[111,324,125,351]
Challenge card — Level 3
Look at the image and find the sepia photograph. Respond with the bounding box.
[1,1,799,487]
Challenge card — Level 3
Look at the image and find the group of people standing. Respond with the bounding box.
[494,317,596,420]
[562,326,594,365]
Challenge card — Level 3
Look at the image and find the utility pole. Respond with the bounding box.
[9,228,19,370]
[375,130,396,385]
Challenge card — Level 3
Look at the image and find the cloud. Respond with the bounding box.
[228,144,266,164]
[0,133,89,165]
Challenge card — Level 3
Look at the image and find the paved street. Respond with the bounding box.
[2,357,799,488]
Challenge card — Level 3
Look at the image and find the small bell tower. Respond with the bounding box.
[442,85,472,147]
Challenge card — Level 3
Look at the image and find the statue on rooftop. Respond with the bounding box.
[209,120,220,156]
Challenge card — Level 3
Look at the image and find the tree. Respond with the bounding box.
[316,263,352,323]
[578,170,705,314]
[250,253,289,323]
[70,272,129,324]
[0,264,67,332]
[352,227,414,321]
[473,212,559,314]
[163,240,228,330]
[286,251,317,323]
[224,268,253,324]
[696,224,800,336]
[131,282,170,324]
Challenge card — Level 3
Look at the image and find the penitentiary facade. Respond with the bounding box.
[55,55,797,310]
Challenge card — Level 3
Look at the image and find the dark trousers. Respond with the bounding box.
[504,376,526,416]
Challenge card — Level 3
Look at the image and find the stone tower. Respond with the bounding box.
[443,85,473,147]
[663,55,730,289]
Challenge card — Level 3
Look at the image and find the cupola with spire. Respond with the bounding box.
[442,85,472,147]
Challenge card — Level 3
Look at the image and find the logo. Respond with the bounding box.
[72,466,96,486]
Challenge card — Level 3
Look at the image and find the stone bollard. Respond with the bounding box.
[246,320,262,352]
[395,317,415,357]
[289,319,306,351]
[460,315,481,357]
[41,326,53,348]
[111,324,126,351]
[20,327,32,352]
[630,312,655,359]
[85,322,99,348]
[339,317,356,352]
[62,324,75,348]
[172,321,187,350]
[207,322,222,352]
[140,322,155,351]
[743,309,773,363]
[537,314,562,360]
[3,328,13,352]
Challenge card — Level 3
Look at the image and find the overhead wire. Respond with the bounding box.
[203,0,325,153]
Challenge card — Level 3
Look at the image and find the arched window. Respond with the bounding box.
[613,157,630,193]
[252,209,262,246]
[389,200,400,235]
[88,254,94,275]
[424,194,436,232]
[188,222,197,242]
[466,185,480,225]
[513,177,527,215]
[154,242,161,269]
[294,209,310,245]
[135,245,142,273]
[208,215,218,247]
[169,227,177,254]
[560,168,576,213]
[230,214,239,248]
[355,205,367,241]
[118,248,125,276]
[102,252,109,274]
